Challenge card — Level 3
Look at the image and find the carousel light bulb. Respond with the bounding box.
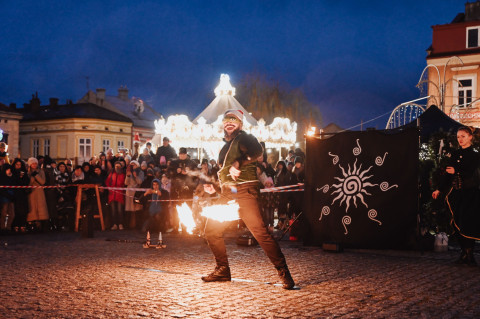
[214,74,236,97]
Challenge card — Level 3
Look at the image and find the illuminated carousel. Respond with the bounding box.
[152,74,297,160]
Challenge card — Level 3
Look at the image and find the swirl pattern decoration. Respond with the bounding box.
[342,215,352,234]
[328,152,339,165]
[316,184,330,193]
[375,152,388,166]
[379,182,398,192]
[319,206,330,221]
[353,139,362,156]
[342,176,362,195]
[368,209,382,225]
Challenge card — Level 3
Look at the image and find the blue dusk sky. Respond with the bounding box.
[0,0,465,129]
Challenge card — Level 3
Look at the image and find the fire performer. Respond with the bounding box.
[202,109,295,289]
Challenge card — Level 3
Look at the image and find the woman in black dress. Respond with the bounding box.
[432,126,480,265]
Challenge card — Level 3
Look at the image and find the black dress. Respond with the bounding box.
[444,146,480,240]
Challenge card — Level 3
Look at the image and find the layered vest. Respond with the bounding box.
[217,131,262,186]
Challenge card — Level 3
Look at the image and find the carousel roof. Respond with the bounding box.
[193,94,257,125]
[192,74,257,125]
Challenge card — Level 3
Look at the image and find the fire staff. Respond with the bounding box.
[203,109,295,289]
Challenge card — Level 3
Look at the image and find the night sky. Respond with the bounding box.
[0,1,464,129]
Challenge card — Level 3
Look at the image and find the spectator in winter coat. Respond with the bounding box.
[0,164,15,232]
[26,157,49,231]
[155,137,177,167]
[124,160,144,229]
[11,159,29,232]
[138,148,154,166]
[105,161,126,230]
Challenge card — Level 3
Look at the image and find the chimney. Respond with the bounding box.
[118,85,129,101]
[29,92,41,111]
[96,88,106,101]
[9,103,16,109]
[49,98,59,106]
[465,1,480,21]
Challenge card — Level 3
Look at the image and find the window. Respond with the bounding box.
[102,139,110,153]
[467,27,480,48]
[117,140,125,152]
[458,79,474,107]
[79,138,92,164]
[32,139,39,158]
[44,138,50,156]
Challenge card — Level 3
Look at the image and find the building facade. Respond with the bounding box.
[0,102,22,159]
[19,95,132,164]
[426,1,480,127]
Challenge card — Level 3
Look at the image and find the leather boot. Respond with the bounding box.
[277,267,295,290]
[201,265,231,282]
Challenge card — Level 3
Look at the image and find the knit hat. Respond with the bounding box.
[224,109,244,122]
[263,177,274,187]
[27,157,38,166]
[130,160,140,167]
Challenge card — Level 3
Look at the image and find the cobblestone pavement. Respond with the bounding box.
[1,229,480,319]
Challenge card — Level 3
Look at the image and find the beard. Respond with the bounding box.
[224,126,241,141]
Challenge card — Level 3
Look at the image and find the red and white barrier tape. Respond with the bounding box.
[260,183,304,193]
[264,189,304,193]
[0,184,305,195]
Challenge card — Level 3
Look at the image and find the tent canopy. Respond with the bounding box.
[193,94,257,125]
[402,105,463,142]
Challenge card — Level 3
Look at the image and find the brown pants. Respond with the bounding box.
[204,183,288,269]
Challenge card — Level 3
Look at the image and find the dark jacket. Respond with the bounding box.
[439,146,480,192]
[155,145,178,165]
[217,130,263,185]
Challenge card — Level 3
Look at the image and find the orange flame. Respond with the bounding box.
[200,200,240,222]
[176,203,197,234]
[176,201,240,234]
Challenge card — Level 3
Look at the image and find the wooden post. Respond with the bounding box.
[94,185,105,231]
[74,184,105,232]
[74,185,83,232]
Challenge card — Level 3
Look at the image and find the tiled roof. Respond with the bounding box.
[103,96,161,129]
[21,102,132,123]
[0,102,21,114]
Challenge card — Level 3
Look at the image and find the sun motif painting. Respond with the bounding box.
[318,139,398,235]
[330,158,378,212]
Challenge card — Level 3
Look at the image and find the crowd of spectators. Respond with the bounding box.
[0,137,306,236]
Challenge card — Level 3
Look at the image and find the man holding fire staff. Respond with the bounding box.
[202,109,295,290]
